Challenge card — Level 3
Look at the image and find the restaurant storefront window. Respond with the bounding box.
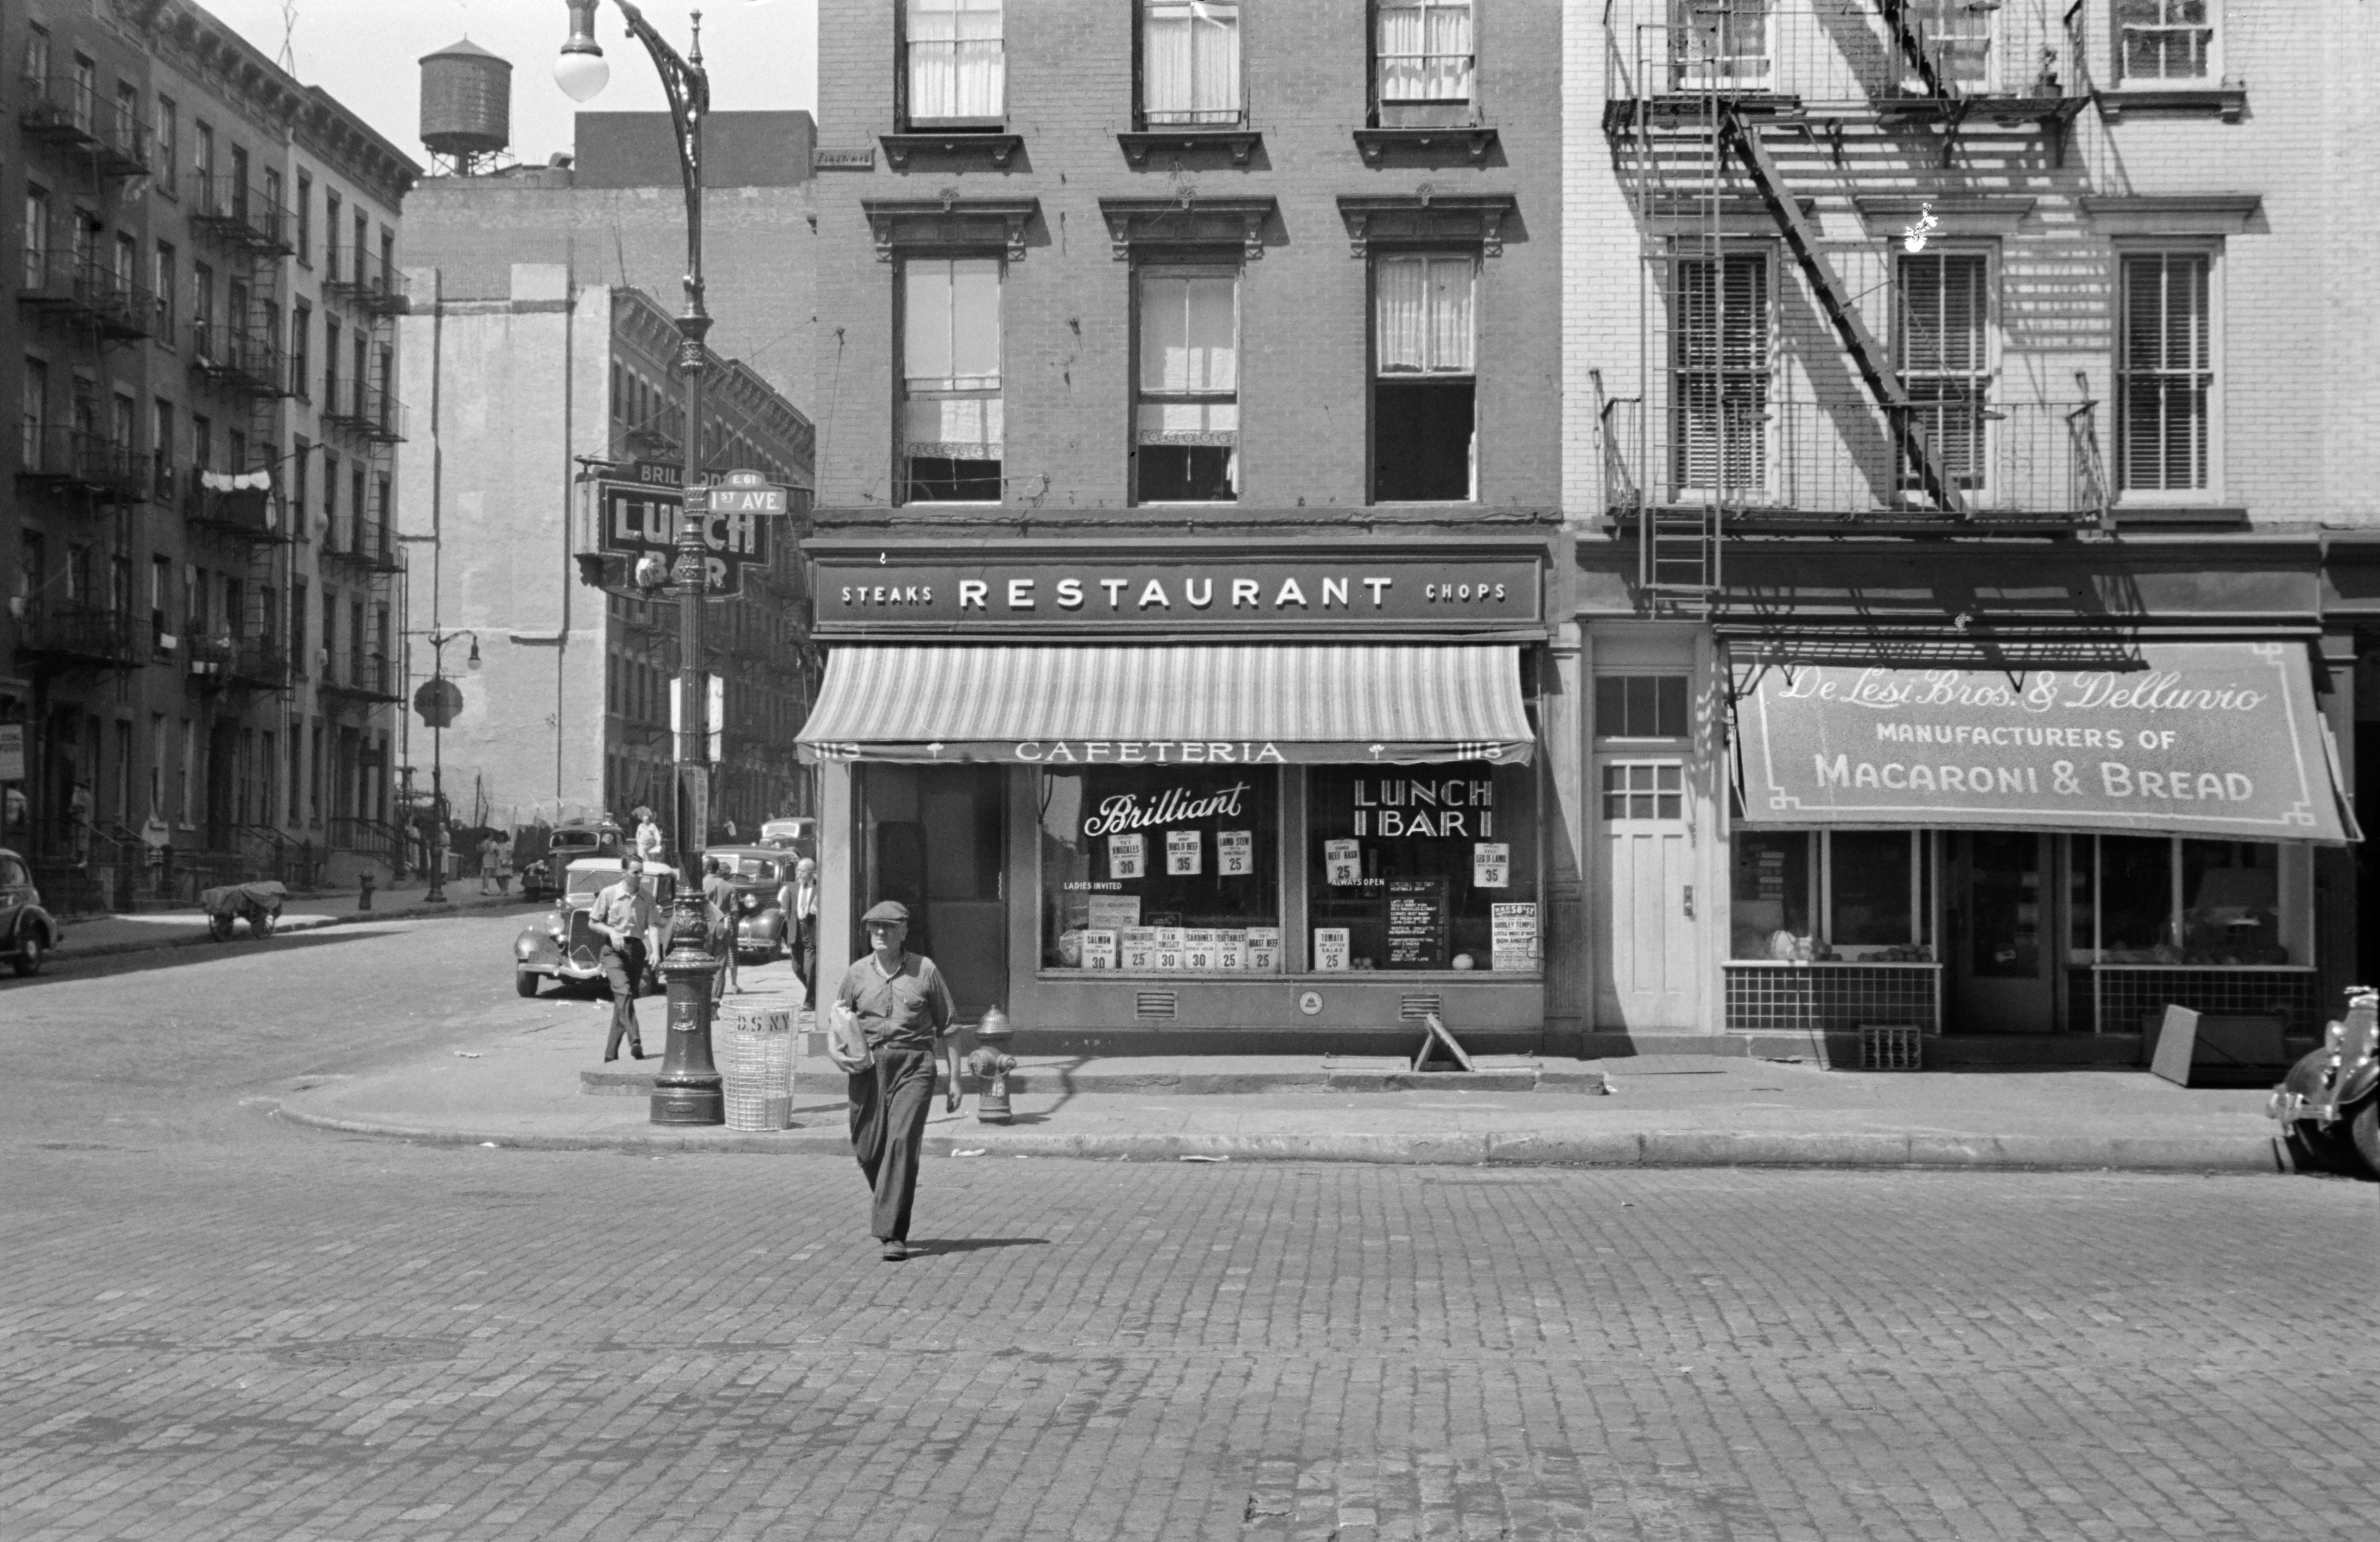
[1306,760,1537,973]
[1040,764,1283,972]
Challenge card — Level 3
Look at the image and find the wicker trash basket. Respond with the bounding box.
[722,1009,795,1130]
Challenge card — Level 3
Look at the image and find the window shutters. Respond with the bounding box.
[1898,252,1989,487]
[2118,252,2210,492]
[1669,252,1768,493]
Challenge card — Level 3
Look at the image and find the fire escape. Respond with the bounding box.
[184,171,298,704]
[11,71,156,675]
[315,228,408,726]
[1598,0,2107,613]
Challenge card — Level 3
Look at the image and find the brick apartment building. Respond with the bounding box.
[5,0,416,908]
[1565,1,2380,1052]
[794,0,1577,1049]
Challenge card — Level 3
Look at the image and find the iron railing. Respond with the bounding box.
[17,75,151,176]
[189,322,290,398]
[181,469,287,542]
[15,425,148,501]
[18,601,141,665]
[187,174,294,254]
[16,251,158,341]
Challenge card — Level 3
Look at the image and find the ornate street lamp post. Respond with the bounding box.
[558,0,724,1126]
[416,628,478,904]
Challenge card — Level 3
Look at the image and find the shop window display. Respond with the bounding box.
[1729,830,1930,961]
[1040,765,1281,972]
[1306,761,1537,972]
[2073,835,2300,966]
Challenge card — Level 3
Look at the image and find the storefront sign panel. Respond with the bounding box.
[1734,641,2354,842]
[803,737,1534,766]
[810,556,1543,632]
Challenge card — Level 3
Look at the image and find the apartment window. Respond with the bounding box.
[149,714,165,815]
[22,184,49,290]
[351,467,367,545]
[152,556,172,649]
[2117,250,2212,494]
[1135,265,1238,502]
[295,172,311,263]
[114,82,141,158]
[191,412,212,471]
[379,229,396,291]
[1675,0,1770,91]
[24,25,50,84]
[71,56,95,131]
[292,438,310,527]
[230,146,250,219]
[353,211,369,284]
[902,0,1005,126]
[20,359,45,467]
[353,334,368,416]
[111,392,135,454]
[610,361,624,420]
[1373,253,1476,501]
[323,448,339,533]
[324,317,341,407]
[291,579,308,674]
[194,123,216,209]
[349,600,366,683]
[324,192,342,278]
[178,719,194,826]
[264,169,284,227]
[1668,249,1769,497]
[1375,0,1475,123]
[289,302,311,400]
[192,261,216,354]
[1895,250,1991,491]
[155,96,178,194]
[899,256,1003,502]
[1139,0,1240,126]
[114,232,137,295]
[2115,0,2214,82]
[153,241,175,331]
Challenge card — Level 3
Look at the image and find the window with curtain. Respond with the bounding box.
[900,256,1003,502]
[1897,250,1990,491]
[2118,250,2211,493]
[2115,0,2213,82]
[1673,0,1770,91]
[1669,249,1768,498]
[905,0,1005,125]
[1376,0,1474,117]
[1373,253,1476,500]
[22,184,48,291]
[1141,0,1241,126]
[1136,265,1238,502]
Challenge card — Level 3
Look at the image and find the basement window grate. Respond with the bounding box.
[1135,990,1178,1019]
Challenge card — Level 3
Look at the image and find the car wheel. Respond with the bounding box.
[12,931,42,977]
[515,969,541,999]
[2350,1100,2380,1182]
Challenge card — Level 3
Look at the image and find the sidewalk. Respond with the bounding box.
[58,882,537,962]
[273,967,2304,1174]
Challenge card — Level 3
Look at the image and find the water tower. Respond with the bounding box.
[419,38,512,176]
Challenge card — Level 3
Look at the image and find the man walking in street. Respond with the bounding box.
[592,856,656,1062]
[701,855,739,999]
[834,901,955,1261]
[783,857,819,1006]
[633,808,666,866]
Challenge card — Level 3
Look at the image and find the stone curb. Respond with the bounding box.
[58,895,532,963]
[579,1065,1607,1097]
[269,1097,2292,1173]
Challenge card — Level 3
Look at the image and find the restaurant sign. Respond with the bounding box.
[808,554,1543,633]
[1732,641,2355,843]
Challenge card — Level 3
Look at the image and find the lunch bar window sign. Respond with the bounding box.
[1308,762,1538,974]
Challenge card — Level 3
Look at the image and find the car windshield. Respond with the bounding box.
[566,866,625,899]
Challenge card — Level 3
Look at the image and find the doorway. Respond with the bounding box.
[857,763,1007,1022]
[1948,830,2056,1033]
[1593,759,1703,1029]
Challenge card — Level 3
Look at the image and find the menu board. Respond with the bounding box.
[1473,842,1510,888]
[1079,929,1118,970]
[1166,829,1202,875]
[1245,927,1282,972]
[1385,877,1450,968]
[1324,839,1362,886]
[1109,832,1145,878]
[1217,830,1253,876]
[1314,927,1352,972]
[1120,927,1160,970]
[1491,903,1539,972]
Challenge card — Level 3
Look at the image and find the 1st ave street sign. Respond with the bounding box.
[711,469,790,518]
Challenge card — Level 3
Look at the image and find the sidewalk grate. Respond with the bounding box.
[1860,1024,1923,1071]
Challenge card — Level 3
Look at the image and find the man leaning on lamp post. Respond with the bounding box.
[834,901,956,1262]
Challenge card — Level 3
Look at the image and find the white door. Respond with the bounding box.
[1594,759,1703,1029]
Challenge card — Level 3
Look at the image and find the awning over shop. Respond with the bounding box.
[797,645,1535,766]
[1730,640,2358,843]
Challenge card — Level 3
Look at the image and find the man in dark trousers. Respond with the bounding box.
[834,901,955,1261]
[591,856,656,1061]
[783,856,819,1005]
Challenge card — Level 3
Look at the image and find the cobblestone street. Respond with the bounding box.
[4,916,2376,1541]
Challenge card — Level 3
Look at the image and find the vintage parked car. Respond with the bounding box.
[758,817,815,857]
[0,847,60,977]
[519,819,626,901]
[705,846,797,962]
[513,858,679,999]
[2270,987,2380,1178]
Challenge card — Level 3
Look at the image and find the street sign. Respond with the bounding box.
[711,469,789,518]
[414,676,464,729]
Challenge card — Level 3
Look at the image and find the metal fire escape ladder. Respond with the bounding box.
[1874,0,1955,101]
[1718,108,1964,514]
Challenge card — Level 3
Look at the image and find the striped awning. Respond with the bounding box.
[796,645,1535,766]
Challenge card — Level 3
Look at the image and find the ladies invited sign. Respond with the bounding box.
[1732,642,2354,842]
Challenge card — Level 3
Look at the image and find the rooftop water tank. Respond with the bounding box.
[419,37,512,160]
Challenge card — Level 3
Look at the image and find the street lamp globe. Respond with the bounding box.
[555,0,610,102]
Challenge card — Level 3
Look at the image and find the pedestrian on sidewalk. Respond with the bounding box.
[492,834,512,895]
[835,901,955,1262]
[782,857,819,1005]
[633,808,666,866]
[477,833,498,895]
[592,855,656,1061]
[701,855,739,998]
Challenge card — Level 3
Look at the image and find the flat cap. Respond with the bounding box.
[861,900,911,925]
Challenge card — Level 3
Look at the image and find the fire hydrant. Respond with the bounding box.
[965,1005,1019,1124]
[358,871,376,910]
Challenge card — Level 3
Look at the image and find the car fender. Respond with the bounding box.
[2336,1056,2380,1112]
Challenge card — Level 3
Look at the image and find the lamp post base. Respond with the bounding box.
[649,922,725,1126]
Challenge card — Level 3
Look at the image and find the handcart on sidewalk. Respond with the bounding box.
[199,881,287,942]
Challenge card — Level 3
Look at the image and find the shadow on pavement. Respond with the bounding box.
[13,928,394,985]
[909,1238,1052,1256]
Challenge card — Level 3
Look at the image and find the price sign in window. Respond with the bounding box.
[1109,832,1146,878]
[1473,842,1509,887]
[1039,765,1281,972]
[1167,828,1202,875]
[1307,762,1539,974]
[1324,838,1362,885]
[1218,829,1253,875]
